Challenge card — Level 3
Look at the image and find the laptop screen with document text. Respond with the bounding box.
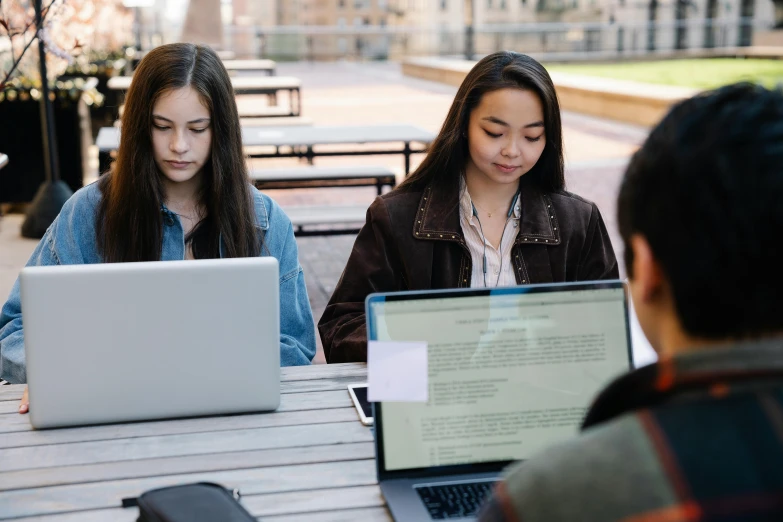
[367,282,632,476]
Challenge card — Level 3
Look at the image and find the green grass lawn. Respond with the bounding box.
[544,59,783,90]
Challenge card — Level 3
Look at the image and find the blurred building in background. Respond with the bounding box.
[172,0,776,60]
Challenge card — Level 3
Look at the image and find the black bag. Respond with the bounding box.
[122,482,255,522]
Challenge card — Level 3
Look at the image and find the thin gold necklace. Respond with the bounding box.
[472,200,507,218]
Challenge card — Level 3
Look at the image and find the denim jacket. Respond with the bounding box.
[0,181,316,383]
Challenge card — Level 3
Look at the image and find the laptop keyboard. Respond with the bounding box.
[415,480,497,520]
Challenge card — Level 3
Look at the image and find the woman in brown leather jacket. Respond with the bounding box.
[319,51,619,363]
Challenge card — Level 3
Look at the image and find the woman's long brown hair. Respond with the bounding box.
[397,51,565,194]
[96,43,260,262]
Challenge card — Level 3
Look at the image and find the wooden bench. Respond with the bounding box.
[116,109,311,126]
[114,116,313,129]
[239,116,313,127]
[250,165,396,195]
[282,204,369,236]
[237,105,301,118]
[223,59,276,76]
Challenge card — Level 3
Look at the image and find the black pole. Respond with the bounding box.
[465,0,475,60]
[135,7,142,51]
[35,0,59,184]
[21,0,74,238]
[465,25,474,60]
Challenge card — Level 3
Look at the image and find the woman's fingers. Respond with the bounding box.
[19,387,29,414]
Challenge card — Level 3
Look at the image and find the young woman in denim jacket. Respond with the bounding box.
[0,44,316,412]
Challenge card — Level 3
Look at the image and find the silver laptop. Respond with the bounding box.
[366,281,633,521]
[21,257,281,429]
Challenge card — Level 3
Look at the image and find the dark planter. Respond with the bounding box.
[0,89,87,203]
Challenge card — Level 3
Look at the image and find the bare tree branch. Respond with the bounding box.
[0,0,61,90]
[0,32,39,89]
[0,0,18,65]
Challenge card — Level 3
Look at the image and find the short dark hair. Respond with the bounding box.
[398,51,564,193]
[618,82,783,339]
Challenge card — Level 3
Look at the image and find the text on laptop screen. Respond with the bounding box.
[371,287,630,472]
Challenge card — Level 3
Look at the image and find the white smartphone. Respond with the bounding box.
[347,383,373,426]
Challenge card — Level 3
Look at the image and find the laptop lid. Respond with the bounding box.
[366,281,633,482]
[21,257,280,429]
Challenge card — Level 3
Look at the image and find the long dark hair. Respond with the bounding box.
[398,51,564,193]
[96,43,260,262]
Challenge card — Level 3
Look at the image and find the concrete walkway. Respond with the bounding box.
[0,61,655,365]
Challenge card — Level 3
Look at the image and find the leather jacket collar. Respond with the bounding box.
[412,178,562,246]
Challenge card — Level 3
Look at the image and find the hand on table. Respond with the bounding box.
[19,386,28,414]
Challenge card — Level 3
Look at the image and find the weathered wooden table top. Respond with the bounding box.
[0,363,392,521]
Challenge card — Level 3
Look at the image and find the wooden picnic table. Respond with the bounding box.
[0,363,391,521]
[222,59,277,75]
[107,75,302,117]
[128,50,236,73]
[96,124,435,175]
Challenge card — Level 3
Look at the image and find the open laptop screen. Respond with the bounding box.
[367,282,632,478]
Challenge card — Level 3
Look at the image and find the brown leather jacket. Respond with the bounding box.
[318,180,619,362]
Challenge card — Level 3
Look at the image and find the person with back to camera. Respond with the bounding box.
[0,43,317,413]
[319,51,619,363]
[478,82,783,521]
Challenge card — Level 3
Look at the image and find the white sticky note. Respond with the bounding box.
[367,341,428,403]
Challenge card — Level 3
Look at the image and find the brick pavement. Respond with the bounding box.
[0,61,649,365]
